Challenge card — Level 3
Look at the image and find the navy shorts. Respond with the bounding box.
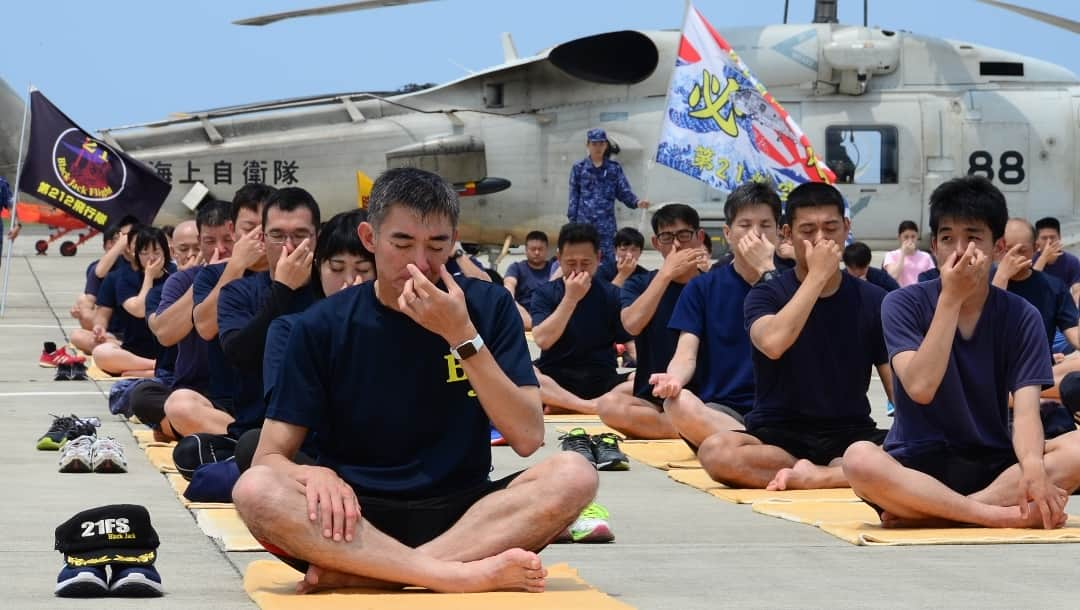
[745,425,888,466]
[894,447,1018,496]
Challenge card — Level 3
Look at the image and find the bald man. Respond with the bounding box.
[171,220,201,271]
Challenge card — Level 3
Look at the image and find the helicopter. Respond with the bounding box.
[1,0,1078,253]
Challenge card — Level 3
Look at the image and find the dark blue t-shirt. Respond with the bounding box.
[743,270,888,430]
[144,282,176,380]
[263,311,321,459]
[596,262,650,285]
[668,264,755,412]
[267,279,537,499]
[917,267,940,283]
[882,281,1053,458]
[863,267,901,292]
[155,267,208,392]
[1007,270,1079,350]
[96,263,165,360]
[1035,250,1080,288]
[193,263,240,406]
[621,270,688,398]
[219,272,316,438]
[84,261,101,296]
[531,278,631,371]
[505,259,555,310]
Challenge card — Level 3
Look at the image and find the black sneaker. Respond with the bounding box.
[108,565,163,597]
[54,364,71,381]
[559,427,597,467]
[55,564,108,597]
[593,433,630,471]
[37,415,77,450]
[67,362,88,381]
[66,416,100,441]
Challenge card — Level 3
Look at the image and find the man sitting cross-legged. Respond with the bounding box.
[692,182,894,491]
[843,177,1080,529]
[232,168,596,594]
[595,203,708,438]
[530,223,632,415]
[653,182,784,449]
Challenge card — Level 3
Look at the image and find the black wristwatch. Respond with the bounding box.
[757,269,780,285]
[453,249,465,259]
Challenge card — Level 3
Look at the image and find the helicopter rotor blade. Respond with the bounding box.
[976,0,1080,35]
[233,0,437,27]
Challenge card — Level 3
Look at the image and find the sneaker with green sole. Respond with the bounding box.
[593,433,630,471]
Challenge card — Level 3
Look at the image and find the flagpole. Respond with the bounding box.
[0,85,32,317]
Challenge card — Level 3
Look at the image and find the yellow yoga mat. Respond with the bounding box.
[543,414,602,423]
[243,559,634,609]
[753,500,1080,546]
[144,445,178,473]
[618,440,696,470]
[166,473,234,509]
[195,508,263,551]
[667,468,861,504]
[132,428,175,448]
[86,358,139,381]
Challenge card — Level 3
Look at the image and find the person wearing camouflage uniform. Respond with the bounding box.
[568,129,649,270]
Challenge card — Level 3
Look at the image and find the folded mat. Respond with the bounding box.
[667,468,860,503]
[166,473,235,509]
[618,440,698,470]
[753,500,1080,546]
[243,559,633,609]
[132,428,176,449]
[144,445,179,473]
[543,414,602,423]
[86,358,139,381]
[195,508,263,551]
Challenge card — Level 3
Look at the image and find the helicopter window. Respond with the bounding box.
[980,62,1023,77]
[824,126,899,185]
[484,83,504,109]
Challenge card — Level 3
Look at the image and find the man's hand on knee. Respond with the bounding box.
[295,466,362,543]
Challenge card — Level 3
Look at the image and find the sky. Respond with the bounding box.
[2,0,1077,130]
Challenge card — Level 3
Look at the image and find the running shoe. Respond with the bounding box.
[54,364,72,381]
[39,342,86,368]
[58,435,95,473]
[108,565,163,597]
[490,424,507,446]
[569,502,615,543]
[593,433,630,471]
[559,427,597,467]
[66,416,100,441]
[67,362,89,381]
[37,414,77,450]
[91,437,128,473]
[55,564,108,597]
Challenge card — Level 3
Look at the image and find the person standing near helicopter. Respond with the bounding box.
[568,129,649,272]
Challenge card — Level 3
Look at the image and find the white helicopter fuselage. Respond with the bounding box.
[27,23,1080,250]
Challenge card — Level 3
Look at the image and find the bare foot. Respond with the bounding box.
[766,459,833,490]
[297,564,402,594]
[998,502,1069,529]
[446,548,547,593]
[879,511,960,529]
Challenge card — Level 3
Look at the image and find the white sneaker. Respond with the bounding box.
[58,435,94,473]
[91,437,127,473]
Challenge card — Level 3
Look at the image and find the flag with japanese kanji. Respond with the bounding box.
[18,90,171,230]
[655,6,834,198]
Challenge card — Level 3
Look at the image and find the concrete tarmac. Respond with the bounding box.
[3,228,1080,609]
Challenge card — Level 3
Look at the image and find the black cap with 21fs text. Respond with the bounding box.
[54,504,159,568]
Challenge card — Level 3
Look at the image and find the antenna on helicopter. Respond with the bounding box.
[233,0,437,26]
[863,0,868,26]
[782,0,790,24]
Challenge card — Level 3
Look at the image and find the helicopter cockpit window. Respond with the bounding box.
[824,126,899,185]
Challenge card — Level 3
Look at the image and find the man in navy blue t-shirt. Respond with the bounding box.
[70,218,137,354]
[595,204,708,438]
[843,242,901,292]
[845,177,1080,529]
[165,185,275,437]
[503,230,557,330]
[531,223,632,415]
[1034,216,1080,305]
[692,182,893,491]
[232,168,596,594]
[656,183,783,448]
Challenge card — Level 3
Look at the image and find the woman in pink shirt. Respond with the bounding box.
[883,220,935,287]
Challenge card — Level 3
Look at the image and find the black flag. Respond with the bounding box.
[18,91,170,230]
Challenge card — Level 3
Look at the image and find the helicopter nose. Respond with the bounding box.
[0,77,25,182]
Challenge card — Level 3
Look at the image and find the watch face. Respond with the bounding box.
[457,342,477,358]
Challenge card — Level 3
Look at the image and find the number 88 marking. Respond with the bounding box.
[967,150,1025,185]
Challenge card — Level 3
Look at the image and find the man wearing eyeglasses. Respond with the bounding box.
[596,204,709,439]
[215,187,321,441]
